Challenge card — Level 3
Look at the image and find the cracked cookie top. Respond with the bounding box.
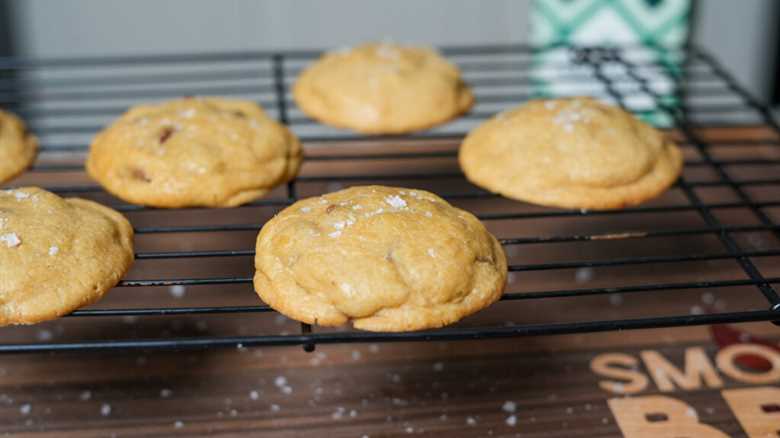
[0,109,38,184]
[86,97,302,208]
[293,42,474,134]
[253,186,506,332]
[0,187,134,325]
[459,97,683,210]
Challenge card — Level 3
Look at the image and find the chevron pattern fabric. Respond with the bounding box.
[530,0,692,127]
[532,0,691,47]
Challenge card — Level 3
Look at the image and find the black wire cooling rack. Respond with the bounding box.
[1,44,779,353]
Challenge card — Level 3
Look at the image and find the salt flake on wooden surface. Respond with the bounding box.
[169,285,186,298]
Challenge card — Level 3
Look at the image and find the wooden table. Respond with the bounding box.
[1,127,779,437]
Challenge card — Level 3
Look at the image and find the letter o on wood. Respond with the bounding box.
[716,344,780,384]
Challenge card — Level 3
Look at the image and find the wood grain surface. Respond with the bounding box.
[1,127,779,437]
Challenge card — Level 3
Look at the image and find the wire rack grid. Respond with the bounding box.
[1,43,779,354]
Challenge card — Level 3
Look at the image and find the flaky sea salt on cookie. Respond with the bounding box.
[0,109,38,184]
[253,186,506,332]
[86,97,302,208]
[459,97,683,210]
[293,42,474,134]
[0,187,134,326]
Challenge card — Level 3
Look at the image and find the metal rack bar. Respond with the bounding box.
[116,249,780,287]
[0,42,690,67]
[133,248,780,264]
[272,52,316,351]
[25,101,745,134]
[26,175,780,196]
[26,154,780,173]
[65,277,780,319]
[121,203,777,231]
[128,222,778,238]
[34,136,780,154]
[3,310,777,354]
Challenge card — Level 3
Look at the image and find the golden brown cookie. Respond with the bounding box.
[293,42,474,134]
[86,97,302,208]
[0,187,134,326]
[459,97,683,210]
[0,109,38,184]
[254,186,506,332]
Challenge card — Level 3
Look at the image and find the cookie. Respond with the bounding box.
[0,187,134,326]
[86,97,302,208]
[459,97,683,210]
[0,109,38,184]
[254,186,506,332]
[293,42,474,134]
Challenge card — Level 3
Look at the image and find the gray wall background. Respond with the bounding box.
[4,0,778,102]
